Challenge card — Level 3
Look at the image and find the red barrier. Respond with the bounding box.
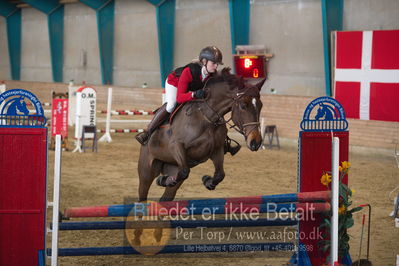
[299,131,349,266]
[0,128,47,266]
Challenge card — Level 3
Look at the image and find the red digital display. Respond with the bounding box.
[233,55,266,78]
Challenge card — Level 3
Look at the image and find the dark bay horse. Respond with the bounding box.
[137,68,265,203]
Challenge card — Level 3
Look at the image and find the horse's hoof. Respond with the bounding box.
[202,175,216,190]
[154,228,163,242]
[156,175,169,187]
[156,175,177,187]
[132,236,141,246]
[165,176,178,187]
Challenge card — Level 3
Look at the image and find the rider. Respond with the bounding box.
[135,46,241,156]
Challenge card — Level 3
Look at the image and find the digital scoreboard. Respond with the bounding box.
[233,55,267,78]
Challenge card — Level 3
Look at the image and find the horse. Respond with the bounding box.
[2,97,30,116]
[315,103,336,120]
[132,68,264,246]
[137,68,265,204]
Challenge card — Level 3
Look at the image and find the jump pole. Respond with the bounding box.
[64,191,331,218]
[54,218,299,230]
[97,87,151,137]
[49,243,296,257]
[64,202,330,217]
[72,91,83,152]
[331,137,339,265]
[50,135,62,266]
[99,87,113,143]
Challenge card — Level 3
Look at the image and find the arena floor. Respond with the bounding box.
[46,132,399,266]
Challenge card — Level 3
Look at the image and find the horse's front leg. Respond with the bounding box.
[156,143,190,187]
[202,148,225,190]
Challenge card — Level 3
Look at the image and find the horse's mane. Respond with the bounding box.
[206,67,245,91]
[206,67,261,98]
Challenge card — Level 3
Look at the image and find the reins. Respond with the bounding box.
[195,77,230,127]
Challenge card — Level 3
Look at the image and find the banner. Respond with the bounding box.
[75,86,96,139]
[334,30,399,122]
[51,99,68,137]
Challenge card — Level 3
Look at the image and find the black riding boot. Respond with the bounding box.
[135,104,169,145]
[224,136,241,156]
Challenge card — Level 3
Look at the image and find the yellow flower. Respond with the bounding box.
[320,173,332,186]
[351,189,356,195]
[339,161,351,172]
[338,205,346,214]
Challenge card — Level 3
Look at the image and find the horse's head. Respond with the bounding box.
[315,104,325,120]
[231,78,265,151]
[202,68,265,151]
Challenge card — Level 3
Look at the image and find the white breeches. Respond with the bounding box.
[165,79,177,113]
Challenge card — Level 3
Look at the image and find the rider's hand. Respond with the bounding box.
[192,89,205,99]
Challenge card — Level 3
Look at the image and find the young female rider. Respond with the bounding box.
[135,46,240,156]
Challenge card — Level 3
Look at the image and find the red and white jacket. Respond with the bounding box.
[167,63,211,103]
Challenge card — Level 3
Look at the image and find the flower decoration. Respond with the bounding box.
[319,161,363,263]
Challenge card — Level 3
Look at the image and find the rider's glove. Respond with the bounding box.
[192,89,205,99]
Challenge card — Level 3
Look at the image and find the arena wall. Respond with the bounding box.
[4,80,398,151]
[1,0,399,96]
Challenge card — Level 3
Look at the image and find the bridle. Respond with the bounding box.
[228,90,261,138]
[196,80,261,138]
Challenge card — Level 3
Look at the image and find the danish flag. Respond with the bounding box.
[334,30,399,122]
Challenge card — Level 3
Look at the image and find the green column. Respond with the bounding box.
[80,0,115,85]
[147,0,176,85]
[321,0,343,96]
[0,2,21,80]
[229,0,250,52]
[22,0,64,82]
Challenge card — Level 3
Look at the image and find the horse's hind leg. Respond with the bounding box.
[202,148,225,190]
[134,147,162,246]
[138,148,162,201]
[154,165,186,242]
[156,143,190,187]
[160,180,184,202]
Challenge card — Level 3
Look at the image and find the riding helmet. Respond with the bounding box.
[199,46,224,65]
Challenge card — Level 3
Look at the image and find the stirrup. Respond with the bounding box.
[224,137,241,156]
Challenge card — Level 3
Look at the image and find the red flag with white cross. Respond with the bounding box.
[333,30,399,122]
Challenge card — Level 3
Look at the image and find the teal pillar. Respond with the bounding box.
[321,0,343,96]
[22,0,64,82]
[80,0,115,85]
[0,2,21,80]
[229,0,250,52]
[147,0,175,85]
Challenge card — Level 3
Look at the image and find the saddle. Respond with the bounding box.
[168,103,186,125]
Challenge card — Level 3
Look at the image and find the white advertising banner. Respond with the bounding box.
[74,86,96,139]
